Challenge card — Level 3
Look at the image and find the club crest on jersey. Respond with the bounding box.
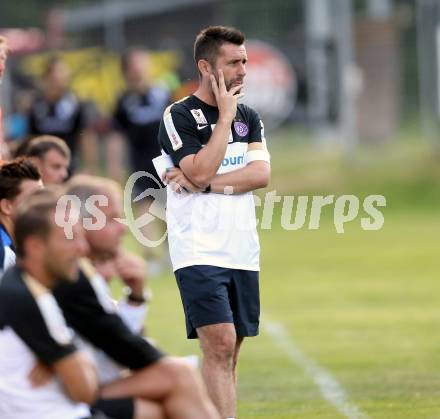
[190,109,208,125]
[234,121,249,137]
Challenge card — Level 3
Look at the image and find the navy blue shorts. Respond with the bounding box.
[175,265,260,339]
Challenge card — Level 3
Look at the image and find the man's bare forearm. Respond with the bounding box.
[209,161,270,194]
[182,118,232,187]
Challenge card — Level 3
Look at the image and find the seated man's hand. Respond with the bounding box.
[115,252,149,302]
[94,258,117,282]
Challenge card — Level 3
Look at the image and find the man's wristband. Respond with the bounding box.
[125,287,152,304]
[127,293,146,304]
[202,184,211,193]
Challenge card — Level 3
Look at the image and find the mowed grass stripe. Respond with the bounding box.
[263,316,369,419]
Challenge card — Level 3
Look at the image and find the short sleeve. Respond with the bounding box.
[158,106,202,166]
[3,287,76,365]
[247,108,264,144]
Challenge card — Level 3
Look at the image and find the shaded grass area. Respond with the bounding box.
[267,127,440,213]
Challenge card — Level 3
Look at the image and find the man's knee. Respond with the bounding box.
[156,357,198,389]
[200,328,236,366]
[134,398,165,419]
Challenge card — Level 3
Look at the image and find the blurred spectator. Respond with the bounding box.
[108,49,170,183]
[27,56,98,173]
[108,49,170,272]
[23,135,70,185]
[0,36,10,159]
[0,158,42,277]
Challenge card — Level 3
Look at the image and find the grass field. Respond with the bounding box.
[121,129,440,418]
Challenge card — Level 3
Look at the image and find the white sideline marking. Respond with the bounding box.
[262,318,369,419]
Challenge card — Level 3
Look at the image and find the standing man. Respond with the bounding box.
[27,57,98,173]
[109,49,170,270]
[0,36,9,159]
[158,26,271,418]
[110,49,170,183]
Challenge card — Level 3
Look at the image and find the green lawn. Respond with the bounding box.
[119,131,440,418]
[141,212,439,419]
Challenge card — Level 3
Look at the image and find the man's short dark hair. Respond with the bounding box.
[0,158,41,201]
[26,135,71,161]
[194,26,245,67]
[14,189,59,258]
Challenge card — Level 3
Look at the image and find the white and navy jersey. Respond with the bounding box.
[114,86,170,186]
[53,259,163,375]
[0,266,89,419]
[113,86,170,151]
[0,225,15,279]
[158,95,266,271]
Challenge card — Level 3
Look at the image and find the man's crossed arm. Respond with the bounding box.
[164,142,270,195]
